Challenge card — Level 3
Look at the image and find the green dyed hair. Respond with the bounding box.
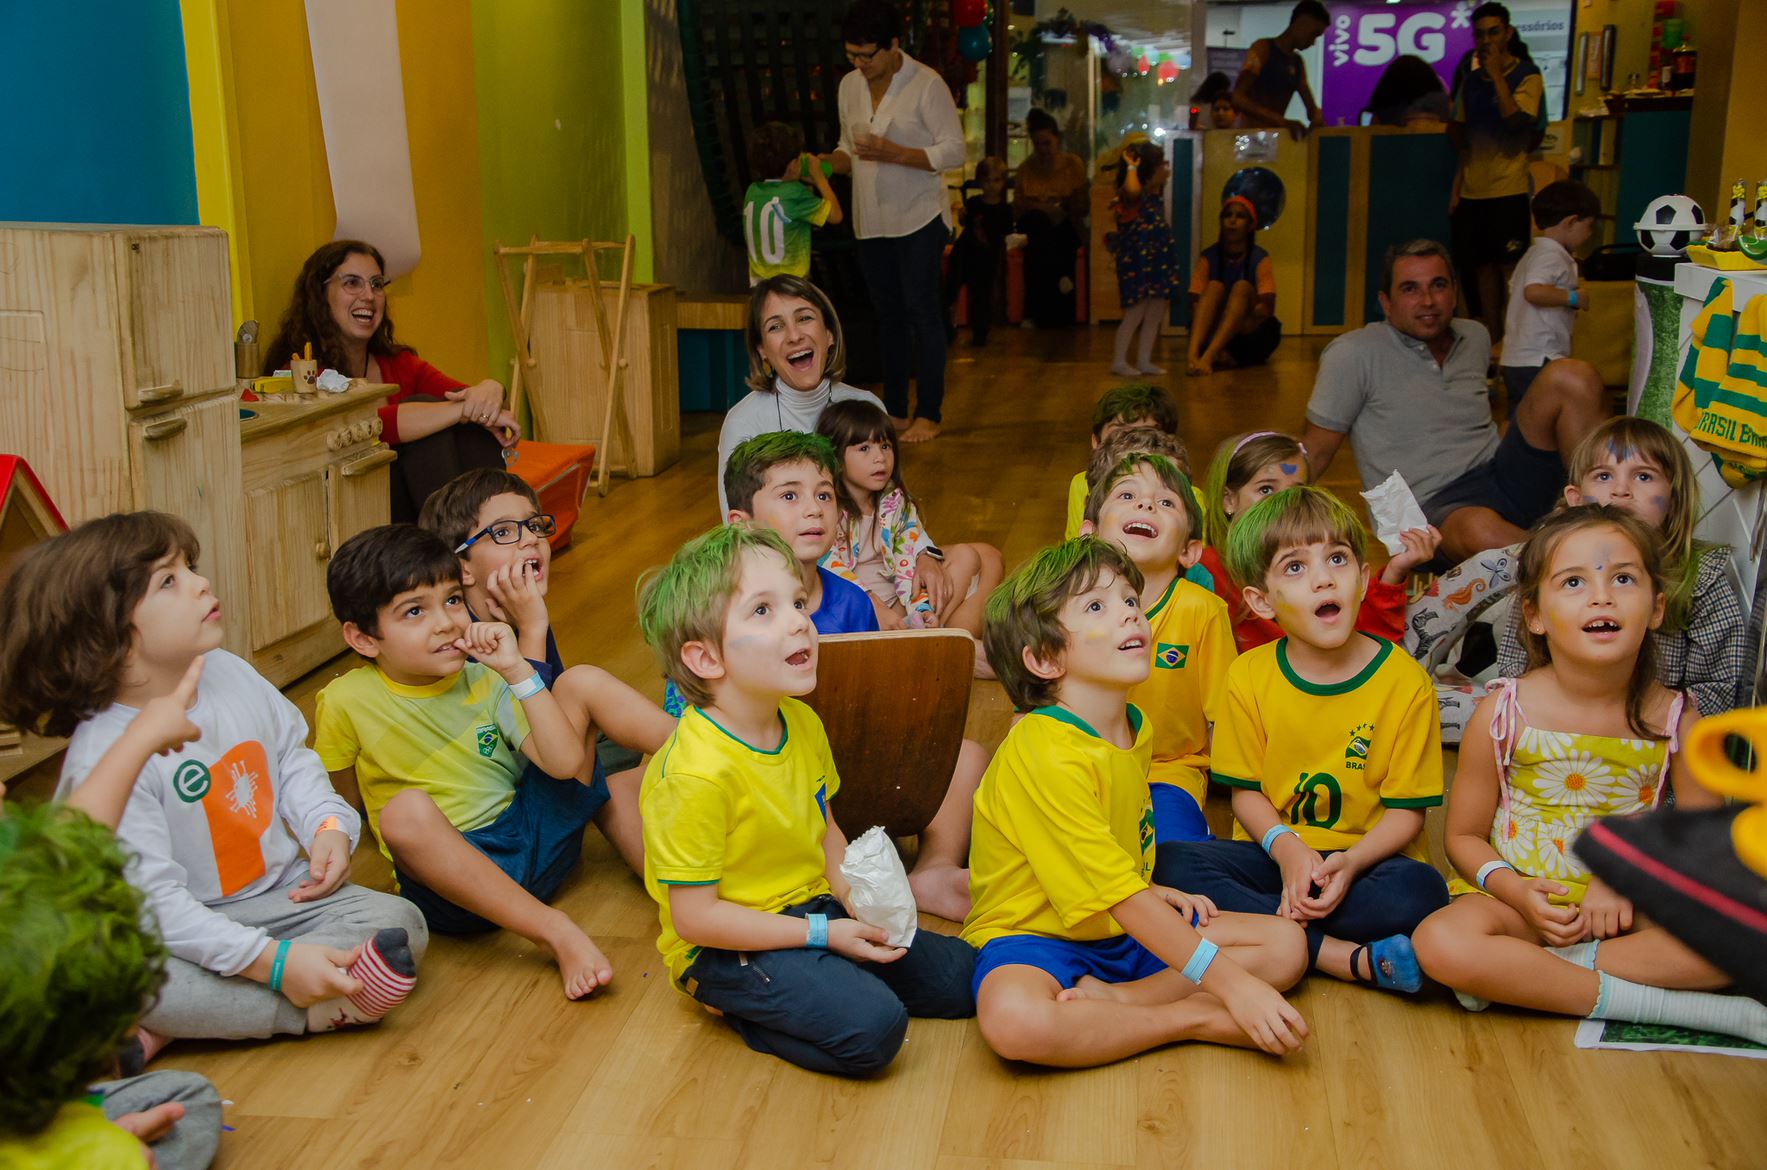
[637,523,800,708]
[1201,431,1308,550]
[723,431,840,516]
[1223,485,1367,589]
[1082,453,1199,545]
[1090,383,1178,439]
[983,537,1145,711]
[0,803,167,1137]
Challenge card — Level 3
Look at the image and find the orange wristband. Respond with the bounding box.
[316,815,342,837]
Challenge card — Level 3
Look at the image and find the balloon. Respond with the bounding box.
[1222,166,1287,230]
[954,0,986,27]
[1156,60,1178,84]
[958,25,991,63]
[1136,54,1150,75]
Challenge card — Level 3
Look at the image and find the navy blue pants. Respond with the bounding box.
[681,894,976,1077]
[856,215,949,424]
[1156,839,1448,964]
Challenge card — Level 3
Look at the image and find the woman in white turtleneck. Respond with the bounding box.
[715,275,886,516]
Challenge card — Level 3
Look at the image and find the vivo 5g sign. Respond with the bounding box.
[1319,2,1475,127]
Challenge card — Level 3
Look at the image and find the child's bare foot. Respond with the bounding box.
[1110,362,1141,378]
[908,863,971,922]
[540,915,614,999]
[1214,351,1238,370]
[900,418,941,443]
[1187,355,1213,376]
[888,415,913,431]
[1057,974,1131,1004]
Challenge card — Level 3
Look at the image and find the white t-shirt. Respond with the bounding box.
[715,378,886,516]
[1503,236,1577,367]
[836,52,965,239]
[57,650,360,976]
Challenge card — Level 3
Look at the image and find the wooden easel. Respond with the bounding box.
[493,235,638,496]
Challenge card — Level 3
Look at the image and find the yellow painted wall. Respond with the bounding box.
[217,0,490,381]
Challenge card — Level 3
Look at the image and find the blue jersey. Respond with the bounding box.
[813,567,881,635]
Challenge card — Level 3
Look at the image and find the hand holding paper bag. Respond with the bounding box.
[839,826,919,948]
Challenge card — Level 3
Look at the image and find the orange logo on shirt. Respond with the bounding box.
[196,741,275,896]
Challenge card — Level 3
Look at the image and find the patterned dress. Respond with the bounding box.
[1452,677,1684,903]
[1111,194,1180,307]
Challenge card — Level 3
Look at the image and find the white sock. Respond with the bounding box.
[1454,989,1492,1012]
[1548,940,1600,969]
[1591,971,1767,1045]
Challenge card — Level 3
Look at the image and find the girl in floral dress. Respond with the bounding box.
[1412,505,1767,1045]
[1108,142,1180,378]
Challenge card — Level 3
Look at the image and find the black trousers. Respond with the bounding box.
[387,396,506,523]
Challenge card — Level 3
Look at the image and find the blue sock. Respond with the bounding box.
[1354,935,1424,994]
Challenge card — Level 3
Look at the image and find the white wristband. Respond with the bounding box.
[508,673,545,701]
[1475,859,1515,891]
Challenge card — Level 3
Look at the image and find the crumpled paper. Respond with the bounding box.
[315,368,352,394]
[839,826,918,948]
[1360,469,1430,556]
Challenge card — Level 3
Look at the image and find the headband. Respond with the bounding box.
[1224,194,1259,228]
[1231,430,1307,461]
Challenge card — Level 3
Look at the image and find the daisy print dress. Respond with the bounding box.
[1452,677,1684,904]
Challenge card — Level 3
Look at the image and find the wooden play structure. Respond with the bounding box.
[0,455,67,780]
[802,628,974,839]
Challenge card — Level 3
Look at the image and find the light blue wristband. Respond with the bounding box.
[268,938,292,994]
[508,672,545,701]
[1180,938,1219,984]
[805,913,829,949]
[1261,824,1298,855]
[1475,859,1516,891]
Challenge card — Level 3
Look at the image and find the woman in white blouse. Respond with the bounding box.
[824,0,965,445]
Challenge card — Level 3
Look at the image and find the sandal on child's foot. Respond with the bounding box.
[1350,935,1423,994]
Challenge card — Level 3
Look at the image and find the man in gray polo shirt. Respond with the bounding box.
[1301,239,1607,562]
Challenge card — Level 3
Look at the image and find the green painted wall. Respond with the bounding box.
[471,0,636,385]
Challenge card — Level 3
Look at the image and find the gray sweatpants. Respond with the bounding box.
[142,882,429,1040]
[93,1070,223,1170]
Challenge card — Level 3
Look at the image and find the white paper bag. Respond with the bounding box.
[839,826,918,948]
[1360,470,1430,556]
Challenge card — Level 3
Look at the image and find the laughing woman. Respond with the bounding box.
[714,275,887,516]
[263,240,516,521]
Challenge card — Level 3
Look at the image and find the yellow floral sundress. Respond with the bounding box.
[1453,677,1684,904]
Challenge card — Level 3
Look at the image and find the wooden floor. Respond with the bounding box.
[166,327,1765,1169]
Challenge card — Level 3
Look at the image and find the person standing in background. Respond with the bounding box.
[1014,109,1089,329]
[1230,0,1328,139]
[825,0,964,444]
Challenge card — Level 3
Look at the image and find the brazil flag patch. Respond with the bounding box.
[1154,643,1189,670]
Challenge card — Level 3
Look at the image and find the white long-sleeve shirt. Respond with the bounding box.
[836,52,965,238]
[57,650,361,977]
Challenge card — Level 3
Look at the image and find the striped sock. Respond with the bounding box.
[1548,940,1600,969]
[305,928,418,1033]
[1591,972,1767,1046]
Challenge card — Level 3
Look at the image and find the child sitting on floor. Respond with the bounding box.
[1065,383,1181,539]
[1413,505,1767,1044]
[1187,195,1281,376]
[1200,430,1436,652]
[722,429,985,920]
[1165,487,1450,995]
[635,523,977,1076]
[963,537,1306,1067]
[1079,453,1237,845]
[419,468,676,873]
[818,399,1003,636]
[0,803,220,1170]
[313,525,611,1000]
[0,512,423,1059]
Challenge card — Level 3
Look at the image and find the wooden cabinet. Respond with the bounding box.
[240,384,396,686]
[0,224,251,657]
[529,280,680,476]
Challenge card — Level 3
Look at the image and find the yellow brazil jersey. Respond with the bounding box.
[962,705,1155,948]
[1127,576,1236,806]
[313,663,530,871]
[1212,636,1442,861]
[0,1100,151,1170]
[1064,471,1209,541]
[641,699,840,985]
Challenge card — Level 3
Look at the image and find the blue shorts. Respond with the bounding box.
[1151,782,1211,844]
[1421,422,1565,531]
[971,931,1168,999]
[395,759,609,935]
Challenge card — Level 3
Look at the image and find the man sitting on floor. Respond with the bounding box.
[1299,238,1607,563]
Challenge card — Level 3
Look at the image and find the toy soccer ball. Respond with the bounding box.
[1635,195,1710,256]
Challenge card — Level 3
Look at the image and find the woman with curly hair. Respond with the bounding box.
[262,240,514,521]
